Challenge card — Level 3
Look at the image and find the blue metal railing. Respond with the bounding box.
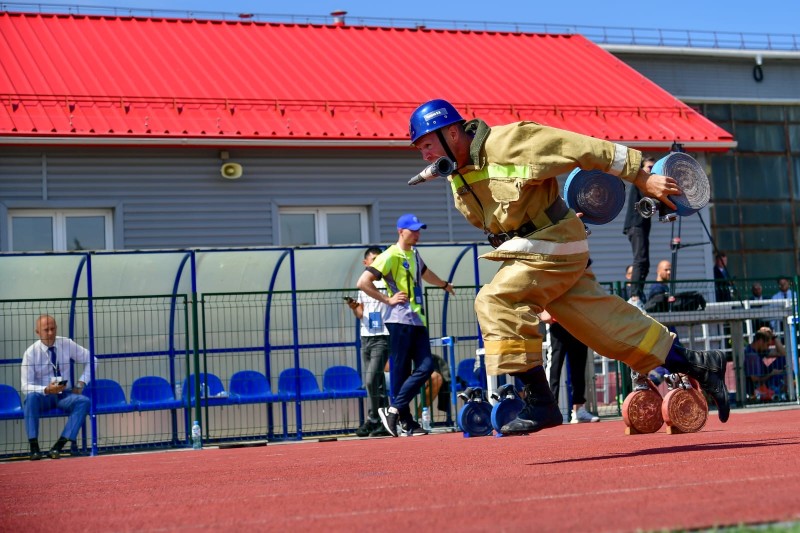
[3,3,798,51]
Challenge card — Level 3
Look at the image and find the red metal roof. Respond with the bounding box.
[0,11,734,149]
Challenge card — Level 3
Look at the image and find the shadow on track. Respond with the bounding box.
[530,436,800,465]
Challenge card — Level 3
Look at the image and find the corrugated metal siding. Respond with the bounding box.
[0,147,466,248]
[616,54,800,101]
[0,12,732,146]
[0,146,711,284]
[0,154,43,199]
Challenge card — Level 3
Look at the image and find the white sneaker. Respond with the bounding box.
[571,407,599,423]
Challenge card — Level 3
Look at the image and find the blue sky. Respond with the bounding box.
[18,0,800,36]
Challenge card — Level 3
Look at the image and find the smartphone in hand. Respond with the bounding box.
[342,296,355,304]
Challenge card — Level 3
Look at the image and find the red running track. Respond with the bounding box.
[3,407,800,532]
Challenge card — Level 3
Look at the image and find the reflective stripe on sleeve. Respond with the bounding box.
[608,144,628,176]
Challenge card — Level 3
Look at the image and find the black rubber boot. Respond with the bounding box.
[29,439,42,461]
[500,367,562,435]
[48,436,68,459]
[68,440,85,457]
[665,344,730,423]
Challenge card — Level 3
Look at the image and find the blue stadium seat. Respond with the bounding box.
[181,373,231,406]
[130,376,183,411]
[0,384,23,420]
[83,379,135,414]
[456,359,481,391]
[229,370,279,404]
[278,368,332,401]
[0,385,65,419]
[322,366,367,399]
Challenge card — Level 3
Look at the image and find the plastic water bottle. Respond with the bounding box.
[174,384,181,400]
[191,420,202,449]
[421,407,432,432]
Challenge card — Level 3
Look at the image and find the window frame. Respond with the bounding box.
[277,206,369,246]
[8,208,114,251]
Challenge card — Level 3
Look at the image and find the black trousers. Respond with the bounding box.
[385,323,434,419]
[627,226,650,300]
[547,322,589,405]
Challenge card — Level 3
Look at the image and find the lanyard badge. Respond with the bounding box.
[403,257,424,315]
[48,346,61,377]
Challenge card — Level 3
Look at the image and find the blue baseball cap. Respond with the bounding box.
[397,214,427,231]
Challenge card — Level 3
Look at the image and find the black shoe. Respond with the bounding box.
[378,407,399,437]
[355,420,378,437]
[369,424,391,437]
[47,448,61,460]
[500,385,563,435]
[28,439,42,461]
[667,347,729,423]
[399,419,428,437]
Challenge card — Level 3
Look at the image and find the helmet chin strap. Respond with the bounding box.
[436,129,458,167]
[435,126,490,235]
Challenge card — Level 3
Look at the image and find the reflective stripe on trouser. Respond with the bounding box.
[475,253,674,376]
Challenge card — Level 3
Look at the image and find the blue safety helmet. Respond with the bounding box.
[409,99,464,143]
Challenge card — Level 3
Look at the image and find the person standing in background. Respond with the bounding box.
[541,310,600,423]
[770,277,795,338]
[623,264,645,310]
[357,214,455,437]
[347,246,392,437]
[621,264,633,300]
[713,252,735,302]
[623,157,656,303]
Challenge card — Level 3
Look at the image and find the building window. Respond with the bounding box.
[279,207,368,246]
[9,210,113,251]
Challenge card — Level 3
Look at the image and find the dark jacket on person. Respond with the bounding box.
[623,185,651,234]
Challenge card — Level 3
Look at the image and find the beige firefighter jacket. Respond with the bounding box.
[449,119,643,259]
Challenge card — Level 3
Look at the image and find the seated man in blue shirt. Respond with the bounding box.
[21,315,95,460]
[644,260,672,313]
[744,327,787,402]
[648,260,671,300]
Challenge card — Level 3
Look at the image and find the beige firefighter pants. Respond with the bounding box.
[475,251,675,376]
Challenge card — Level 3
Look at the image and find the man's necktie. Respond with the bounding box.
[48,346,60,376]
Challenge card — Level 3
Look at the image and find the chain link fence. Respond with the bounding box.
[1,277,797,457]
